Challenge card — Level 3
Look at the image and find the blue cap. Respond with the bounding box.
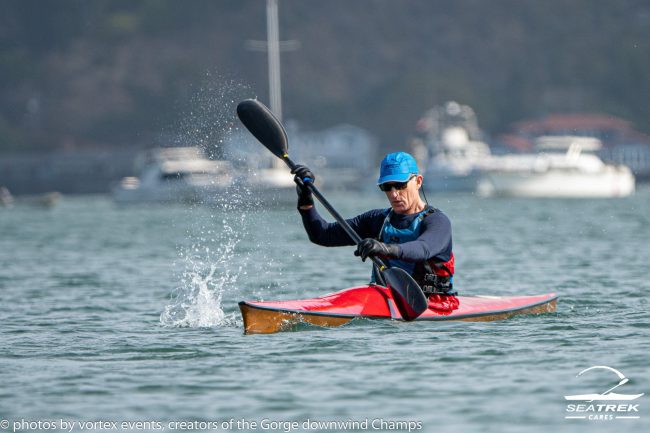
[377,152,419,185]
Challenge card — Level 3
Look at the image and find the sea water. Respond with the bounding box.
[1,188,649,433]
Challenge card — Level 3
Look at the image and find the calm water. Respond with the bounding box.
[1,187,649,433]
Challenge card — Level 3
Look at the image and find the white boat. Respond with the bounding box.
[112,147,235,204]
[413,101,492,192]
[424,126,492,192]
[477,136,635,198]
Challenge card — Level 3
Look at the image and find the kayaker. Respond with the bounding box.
[292,151,457,310]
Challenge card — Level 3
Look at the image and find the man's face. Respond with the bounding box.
[382,174,423,214]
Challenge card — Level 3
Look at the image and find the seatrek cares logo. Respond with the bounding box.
[564,366,644,421]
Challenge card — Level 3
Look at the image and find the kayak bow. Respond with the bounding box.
[239,285,558,334]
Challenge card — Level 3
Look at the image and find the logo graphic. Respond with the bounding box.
[564,366,643,421]
[565,366,644,401]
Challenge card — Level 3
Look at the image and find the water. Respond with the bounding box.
[1,188,649,433]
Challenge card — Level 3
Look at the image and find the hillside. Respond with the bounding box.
[1,0,649,153]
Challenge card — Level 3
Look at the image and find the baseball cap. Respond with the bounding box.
[377,152,419,185]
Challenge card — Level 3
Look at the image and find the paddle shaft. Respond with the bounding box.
[282,155,388,271]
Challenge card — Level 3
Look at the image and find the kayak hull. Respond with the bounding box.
[239,285,558,334]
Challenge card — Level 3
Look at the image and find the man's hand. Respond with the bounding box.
[291,165,315,208]
[354,239,400,262]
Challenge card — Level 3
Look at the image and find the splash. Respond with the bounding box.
[160,258,240,328]
[160,73,258,328]
[160,216,247,328]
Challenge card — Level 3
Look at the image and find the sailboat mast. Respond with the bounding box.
[266,0,282,122]
[266,0,283,169]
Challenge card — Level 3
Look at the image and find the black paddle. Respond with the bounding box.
[236,99,428,320]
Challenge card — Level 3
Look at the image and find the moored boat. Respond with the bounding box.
[112,146,235,204]
[412,101,492,193]
[239,285,558,334]
[477,136,635,198]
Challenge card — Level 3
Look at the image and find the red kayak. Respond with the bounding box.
[239,285,558,334]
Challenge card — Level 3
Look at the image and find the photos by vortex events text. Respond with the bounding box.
[2,418,423,432]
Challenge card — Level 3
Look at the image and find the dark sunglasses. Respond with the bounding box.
[378,175,416,192]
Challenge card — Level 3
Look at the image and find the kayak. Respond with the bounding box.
[239,285,558,334]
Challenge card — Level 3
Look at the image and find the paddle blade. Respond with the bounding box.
[236,99,288,159]
[382,267,428,321]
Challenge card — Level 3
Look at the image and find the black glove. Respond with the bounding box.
[291,165,315,208]
[354,239,401,262]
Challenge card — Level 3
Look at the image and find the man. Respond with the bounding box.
[292,152,456,308]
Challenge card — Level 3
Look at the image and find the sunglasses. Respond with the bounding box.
[378,175,416,192]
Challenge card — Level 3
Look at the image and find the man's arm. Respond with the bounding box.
[299,207,385,247]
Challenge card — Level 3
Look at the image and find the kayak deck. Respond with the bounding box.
[239,285,558,334]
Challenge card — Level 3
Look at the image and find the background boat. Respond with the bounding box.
[410,101,492,192]
[477,136,635,198]
[112,146,235,205]
[499,114,650,182]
